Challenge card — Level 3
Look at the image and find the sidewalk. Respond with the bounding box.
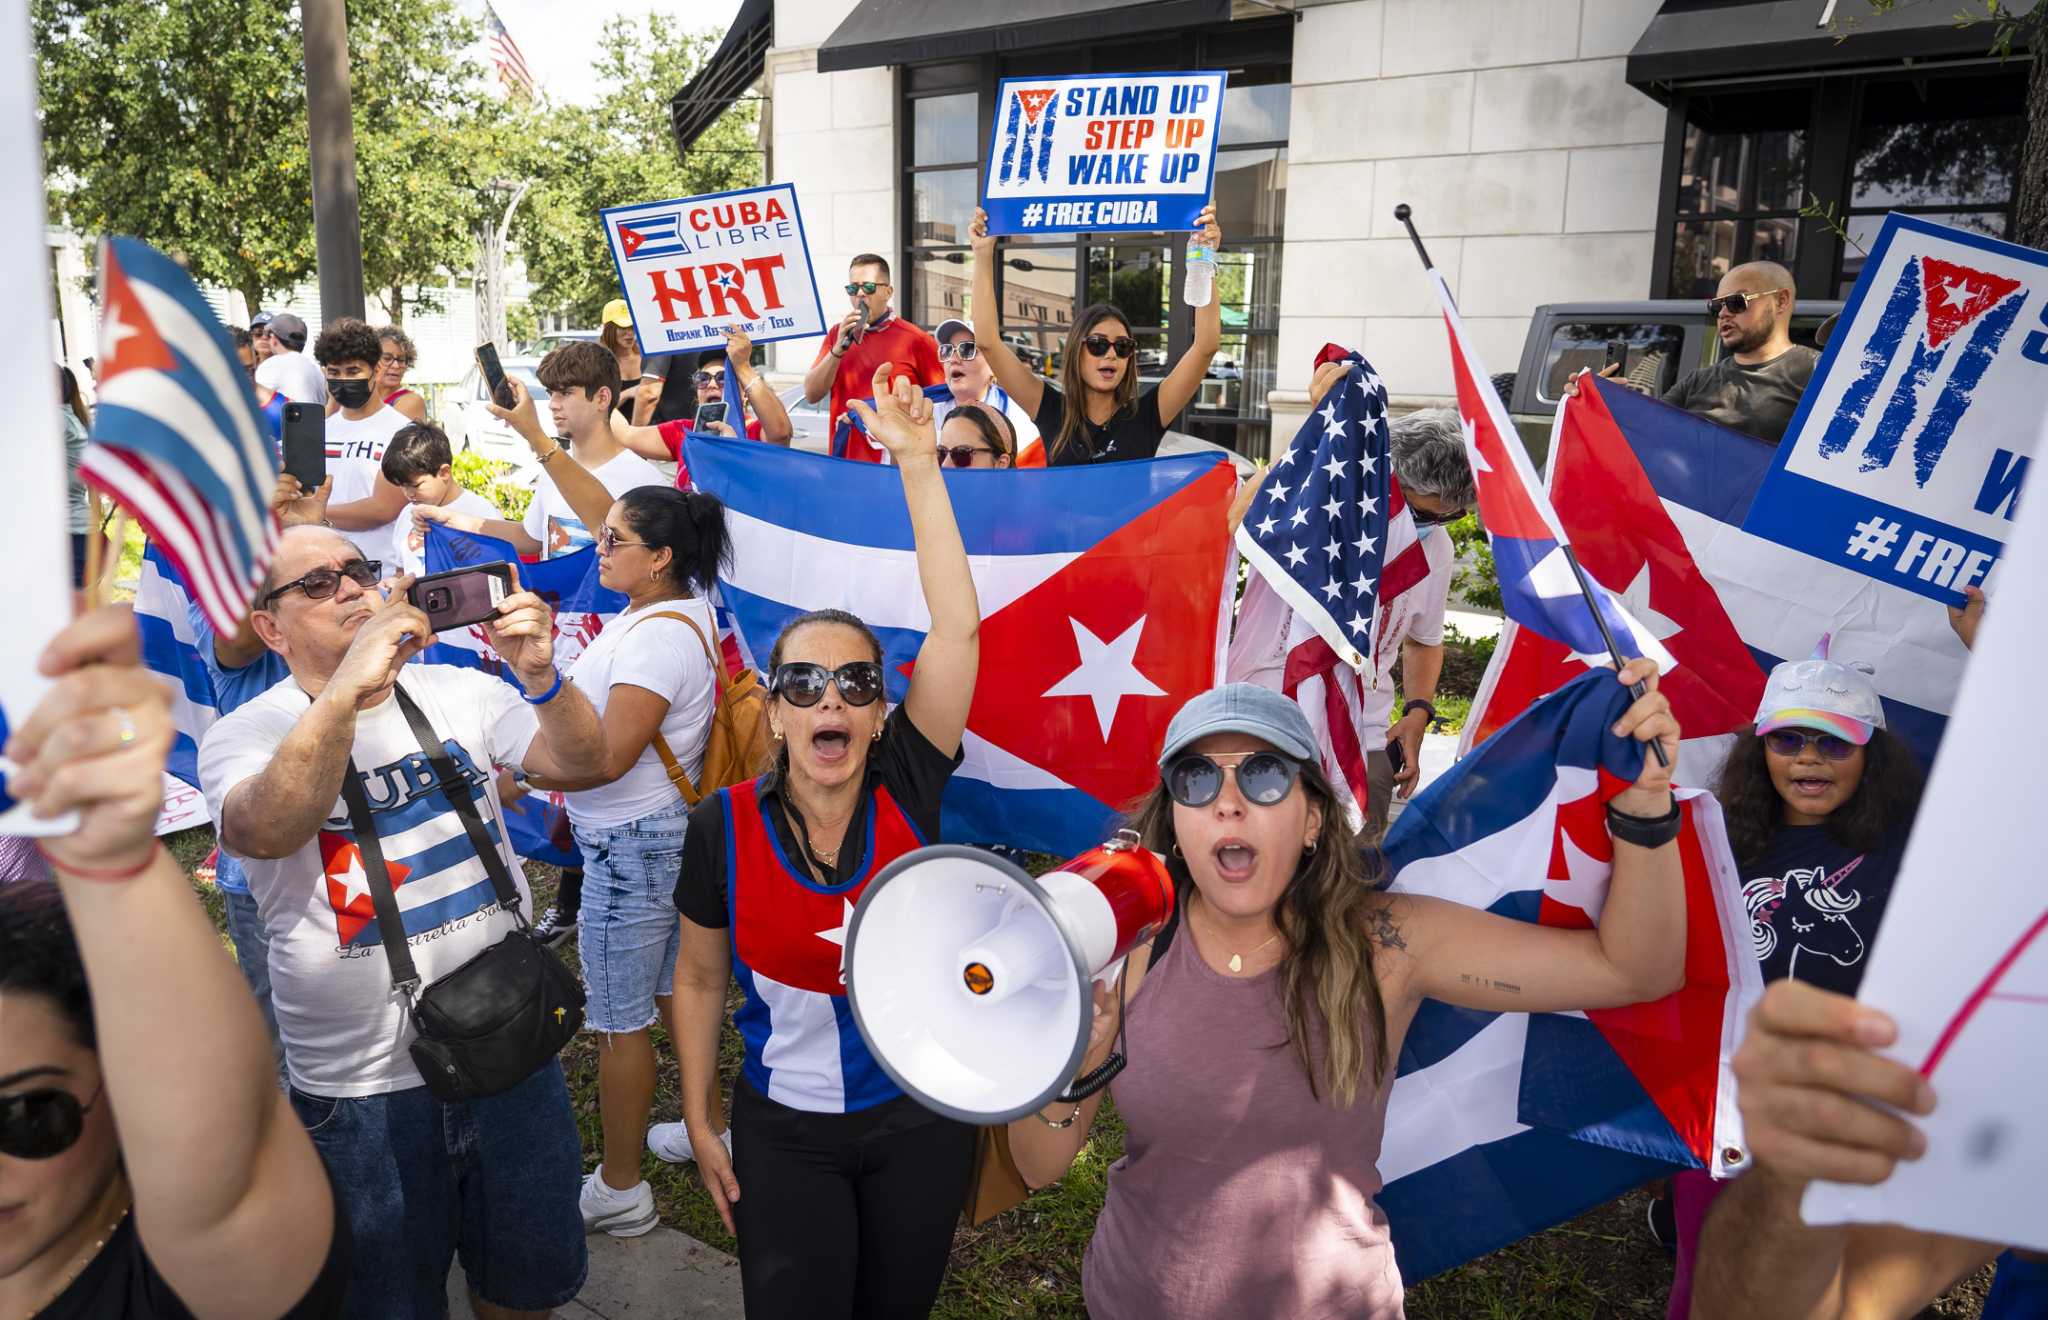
[448,1227,743,1319]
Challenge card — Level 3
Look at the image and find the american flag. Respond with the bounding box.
[1233,351,1431,824]
[79,237,280,635]
[484,3,536,100]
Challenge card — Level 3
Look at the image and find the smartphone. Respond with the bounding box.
[1386,738,1407,779]
[476,342,511,407]
[694,400,729,431]
[409,564,515,633]
[281,403,325,490]
[1603,339,1629,376]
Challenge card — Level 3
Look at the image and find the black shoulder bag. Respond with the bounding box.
[338,686,584,1102]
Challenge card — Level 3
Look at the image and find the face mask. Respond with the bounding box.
[328,376,373,409]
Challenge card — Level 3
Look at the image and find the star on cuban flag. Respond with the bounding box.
[319,831,412,948]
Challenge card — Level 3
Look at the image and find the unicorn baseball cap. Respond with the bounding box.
[1754,634,1885,745]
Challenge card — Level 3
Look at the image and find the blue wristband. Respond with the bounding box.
[521,669,564,705]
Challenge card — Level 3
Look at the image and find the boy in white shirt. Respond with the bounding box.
[381,420,499,577]
[314,317,413,569]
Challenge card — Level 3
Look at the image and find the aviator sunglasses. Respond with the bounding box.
[1081,334,1137,359]
[1166,750,1303,808]
[771,661,885,708]
[261,559,383,609]
[1706,289,1784,318]
[0,1082,104,1160]
[1763,729,1858,762]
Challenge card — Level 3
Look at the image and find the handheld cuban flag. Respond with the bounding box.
[80,237,281,635]
[1377,669,1762,1282]
[687,435,1237,855]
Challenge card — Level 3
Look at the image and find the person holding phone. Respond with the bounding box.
[615,328,793,487]
[312,319,414,572]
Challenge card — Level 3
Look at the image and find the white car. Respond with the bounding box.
[779,384,833,451]
[443,357,552,476]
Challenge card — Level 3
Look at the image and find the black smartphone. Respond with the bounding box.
[409,563,515,633]
[1386,738,1407,779]
[281,403,325,490]
[694,401,729,431]
[1604,339,1629,376]
[476,342,511,407]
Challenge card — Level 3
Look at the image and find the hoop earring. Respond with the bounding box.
[1303,836,1320,855]
[1170,843,1183,859]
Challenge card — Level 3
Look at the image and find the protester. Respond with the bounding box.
[1006,668,1682,1319]
[253,312,327,405]
[672,366,980,1317]
[0,605,347,1319]
[969,205,1223,464]
[374,325,428,423]
[802,253,944,444]
[598,299,657,426]
[197,526,608,1317]
[302,318,414,576]
[1658,261,1818,444]
[935,400,1017,468]
[234,327,287,439]
[831,317,1038,462]
[232,327,259,379]
[380,421,498,577]
[616,328,794,486]
[60,366,90,589]
[249,310,277,363]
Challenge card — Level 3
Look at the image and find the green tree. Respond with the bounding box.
[507,14,762,325]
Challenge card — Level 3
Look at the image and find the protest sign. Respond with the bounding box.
[981,72,1226,236]
[1800,478,2048,1253]
[155,774,210,836]
[1744,214,2042,605]
[600,181,826,354]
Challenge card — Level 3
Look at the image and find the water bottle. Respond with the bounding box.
[1183,235,1215,307]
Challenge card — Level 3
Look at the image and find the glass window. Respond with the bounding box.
[1219,81,1290,147]
[1851,76,2021,209]
[1673,124,1807,216]
[1538,322,1686,404]
[1837,209,2007,296]
[1213,147,1286,240]
[910,168,978,244]
[907,249,974,328]
[913,93,979,167]
[1085,242,1170,329]
[1667,218,1737,299]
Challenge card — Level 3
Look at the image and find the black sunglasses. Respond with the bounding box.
[938,341,980,361]
[1081,334,1137,360]
[0,1082,103,1160]
[772,661,885,708]
[1763,729,1858,762]
[1166,751,1303,808]
[844,281,884,296]
[262,558,382,609]
[1707,289,1783,318]
[937,444,999,467]
[693,371,719,386]
[1410,503,1468,527]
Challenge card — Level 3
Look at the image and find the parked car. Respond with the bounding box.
[528,329,599,357]
[443,356,551,476]
[779,384,834,451]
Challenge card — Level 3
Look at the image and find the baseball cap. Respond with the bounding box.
[935,318,971,343]
[1754,634,1884,745]
[601,299,633,329]
[1158,683,1318,768]
[266,312,308,351]
[249,310,275,331]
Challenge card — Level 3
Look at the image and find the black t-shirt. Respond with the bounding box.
[41,1179,350,1320]
[1741,824,1906,996]
[675,703,962,926]
[1032,382,1167,465]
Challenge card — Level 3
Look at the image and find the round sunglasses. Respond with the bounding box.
[1081,334,1137,360]
[1763,729,1858,762]
[1,1082,103,1160]
[771,661,885,708]
[261,558,382,609]
[1166,751,1303,808]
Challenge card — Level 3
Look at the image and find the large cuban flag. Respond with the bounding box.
[1380,668,1762,1282]
[685,435,1238,856]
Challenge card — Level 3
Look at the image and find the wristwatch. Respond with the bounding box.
[1402,698,1436,727]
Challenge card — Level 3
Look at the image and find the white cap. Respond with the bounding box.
[1754,634,1884,745]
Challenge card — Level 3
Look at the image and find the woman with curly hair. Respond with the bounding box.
[374,326,428,422]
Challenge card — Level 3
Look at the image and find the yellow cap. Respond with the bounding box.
[601,298,632,328]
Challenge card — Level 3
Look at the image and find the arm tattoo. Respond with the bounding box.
[1367,904,1408,951]
[1458,972,1522,994]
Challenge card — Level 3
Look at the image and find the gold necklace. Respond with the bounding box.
[23,1192,131,1319]
[1192,898,1282,974]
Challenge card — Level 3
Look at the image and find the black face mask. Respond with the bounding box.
[328,376,374,409]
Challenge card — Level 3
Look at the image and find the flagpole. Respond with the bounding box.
[1395,203,1668,769]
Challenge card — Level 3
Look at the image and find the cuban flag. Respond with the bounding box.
[616,211,686,262]
[80,238,281,635]
[1379,668,1762,1281]
[1428,270,1674,676]
[1465,378,1962,781]
[685,435,1238,855]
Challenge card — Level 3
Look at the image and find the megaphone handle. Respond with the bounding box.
[1054,1050,1126,1105]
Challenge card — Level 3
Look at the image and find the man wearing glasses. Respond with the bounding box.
[802,252,943,448]
[1660,260,1820,444]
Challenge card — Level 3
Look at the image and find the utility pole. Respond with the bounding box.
[302,0,366,321]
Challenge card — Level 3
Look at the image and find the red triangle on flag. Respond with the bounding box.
[96,246,177,383]
[1919,256,2023,351]
[619,224,645,260]
[1016,88,1055,125]
[319,830,412,947]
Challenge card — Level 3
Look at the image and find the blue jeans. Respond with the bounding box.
[220,882,284,1082]
[573,797,689,1033]
[289,1060,588,1318]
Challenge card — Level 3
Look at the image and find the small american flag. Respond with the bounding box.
[80,237,280,635]
[1233,351,1431,824]
[484,4,537,100]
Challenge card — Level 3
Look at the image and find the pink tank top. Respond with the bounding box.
[1083,924,1405,1319]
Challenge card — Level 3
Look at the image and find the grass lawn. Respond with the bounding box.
[164,826,1995,1319]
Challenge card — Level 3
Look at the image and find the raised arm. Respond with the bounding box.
[13,607,336,1320]
[1153,204,1223,424]
[486,378,617,533]
[846,365,981,756]
[969,208,1045,417]
[727,327,792,445]
[1006,954,1144,1187]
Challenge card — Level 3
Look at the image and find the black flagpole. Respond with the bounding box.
[1394,203,1669,769]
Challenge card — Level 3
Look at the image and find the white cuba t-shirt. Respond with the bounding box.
[562,597,718,830]
[521,448,669,558]
[198,665,541,1097]
[325,405,414,571]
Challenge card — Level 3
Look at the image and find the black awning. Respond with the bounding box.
[1627,0,2035,93]
[670,0,772,152]
[817,0,1233,73]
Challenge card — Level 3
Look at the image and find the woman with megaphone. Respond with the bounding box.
[1006,674,1684,1319]
[669,363,981,1319]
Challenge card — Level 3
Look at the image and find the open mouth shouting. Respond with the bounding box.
[809,719,854,767]
[1212,837,1259,884]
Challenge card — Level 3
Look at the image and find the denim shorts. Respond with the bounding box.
[574,796,690,1033]
[288,1060,587,1318]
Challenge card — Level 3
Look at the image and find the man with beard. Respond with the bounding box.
[1660,260,1819,444]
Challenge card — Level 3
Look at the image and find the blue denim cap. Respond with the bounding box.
[1158,683,1318,768]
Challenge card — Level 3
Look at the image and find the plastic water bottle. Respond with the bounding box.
[1183,236,1215,307]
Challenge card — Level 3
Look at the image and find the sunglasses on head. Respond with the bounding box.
[0,1082,103,1160]
[1763,729,1858,762]
[772,661,885,708]
[844,281,884,296]
[936,444,996,467]
[262,559,382,609]
[1081,335,1137,360]
[1165,750,1303,808]
[938,341,980,361]
[1707,289,1783,318]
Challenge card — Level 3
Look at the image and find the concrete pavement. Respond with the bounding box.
[448,1226,743,1319]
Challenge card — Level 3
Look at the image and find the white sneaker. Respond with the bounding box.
[579,1170,659,1237]
[647,1121,731,1165]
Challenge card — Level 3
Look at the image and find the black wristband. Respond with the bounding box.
[1402,699,1436,725]
[1606,796,1681,849]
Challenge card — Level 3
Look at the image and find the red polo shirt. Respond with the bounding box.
[811,314,944,458]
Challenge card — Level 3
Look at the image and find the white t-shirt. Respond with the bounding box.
[563,597,718,829]
[255,350,328,404]
[521,447,670,557]
[325,406,413,570]
[398,489,498,578]
[197,665,542,1097]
